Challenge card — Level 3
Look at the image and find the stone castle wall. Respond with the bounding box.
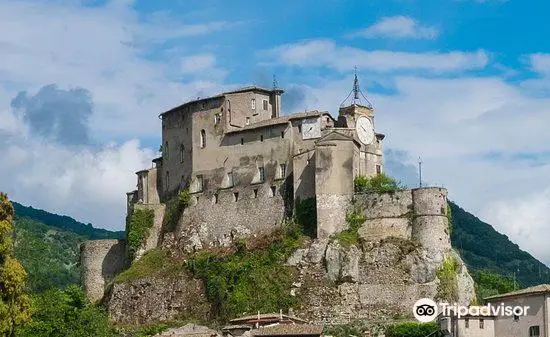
[161,181,287,253]
[80,239,127,302]
[354,187,450,251]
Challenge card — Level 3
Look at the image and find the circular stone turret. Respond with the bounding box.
[412,187,447,216]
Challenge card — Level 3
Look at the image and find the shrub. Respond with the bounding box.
[127,208,155,259]
[186,225,303,321]
[385,322,441,337]
[333,203,367,247]
[162,189,191,233]
[354,173,404,194]
[436,256,459,302]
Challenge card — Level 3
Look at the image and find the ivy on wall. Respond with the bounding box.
[127,208,155,260]
[162,189,191,233]
[354,173,404,194]
[333,201,367,247]
[436,256,459,302]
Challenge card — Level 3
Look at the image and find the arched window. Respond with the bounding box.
[200,130,206,148]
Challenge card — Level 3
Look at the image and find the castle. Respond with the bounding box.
[81,77,458,317]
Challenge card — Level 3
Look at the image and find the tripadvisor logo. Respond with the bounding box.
[412,298,530,322]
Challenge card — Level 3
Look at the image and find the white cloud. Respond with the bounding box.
[350,16,439,40]
[263,39,488,73]
[0,0,233,229]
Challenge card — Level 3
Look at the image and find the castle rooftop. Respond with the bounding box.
[225,110,335,134]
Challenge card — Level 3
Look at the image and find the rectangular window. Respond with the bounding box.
[180,145,185,163]
[214,113,221,125]
[200,129,206,148]
[280,164,286,179]
[298,124,302,133]
[479,319,484,329]
[465,318,469,328]
[514,315,520,322]
[529,326,540,337]
[376,164,381,174]
[263,99,268,110]
[251,99,256,110]
[258,167,265,182]
[227,172,234,187]
[213,194,218,204]
[253,189,258,198]
[233,192,239,202]
[270,186,276,197]
[246,117,250,125]
[197,175,204,192]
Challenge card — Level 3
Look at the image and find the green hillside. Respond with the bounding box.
[450,201,550,288]
[11,203,124,293]
[12,201,124,240]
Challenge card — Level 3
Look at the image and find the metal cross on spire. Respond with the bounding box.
[340,66,373,109]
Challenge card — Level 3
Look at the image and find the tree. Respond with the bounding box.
[15,285,114,337]
[0,193,31,336]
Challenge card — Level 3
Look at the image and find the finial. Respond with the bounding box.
[272,74,279,90]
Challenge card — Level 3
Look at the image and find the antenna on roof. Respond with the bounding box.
[418,156,423,188]
[340,67,373,109]
[272,74,279,90]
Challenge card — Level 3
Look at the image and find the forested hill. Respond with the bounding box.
[450,201,550,288]
[12,201,124,240]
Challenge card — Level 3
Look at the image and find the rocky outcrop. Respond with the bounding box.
[106,273,211,325]
[287,236,476,324]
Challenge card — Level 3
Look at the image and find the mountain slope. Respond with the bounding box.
[12,201,124,240]
[11,202,124,293]
[450,201,550,288]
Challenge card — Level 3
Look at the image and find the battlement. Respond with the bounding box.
[161,181,288,253]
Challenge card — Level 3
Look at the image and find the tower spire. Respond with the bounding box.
[353,66,359,101]
[340,67,373,109]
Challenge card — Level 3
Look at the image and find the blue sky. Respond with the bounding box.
[2,0,550,265]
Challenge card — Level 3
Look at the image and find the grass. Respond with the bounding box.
[162,189,191,233]
[333,204,367,247]
[113,249,184,284]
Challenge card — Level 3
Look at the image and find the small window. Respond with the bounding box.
[326,117,330,123]
[166,171,170,191]
[270,186,276,197]
[280,164,286,179]
[233,192,239,202]
[376,164,381,174]
[514,315,520,322]
[298,125,302,133]
[246,117,250,125]
[164,141,169,160]
[281,131,285,138]
[479,319,484,329]
[251,99,256,110]
[240,138,244,145]
[465,318,469,328]
[197,175,204,192]
[529,325,540,337]
[258,167,265,182]
[180,145,185,163]
[260,135,264,142]
[200,129,206,148]
[214,113,221,125]
[213,194,218,204]
[227,172,234,187]
[263,99,268,110]
[253,189,258,198]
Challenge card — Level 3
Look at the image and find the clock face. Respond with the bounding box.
[356,116,374,145]
[302,118,321,140]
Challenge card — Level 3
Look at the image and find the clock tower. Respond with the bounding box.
[336,71,384,177]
